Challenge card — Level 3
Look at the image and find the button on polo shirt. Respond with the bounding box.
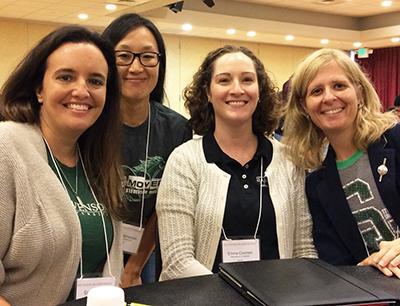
[203,133,280,272]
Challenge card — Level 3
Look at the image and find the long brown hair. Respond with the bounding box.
[1,25,123,219]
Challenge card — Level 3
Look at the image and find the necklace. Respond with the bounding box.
[55,156,84,206]
[42,137,114,279]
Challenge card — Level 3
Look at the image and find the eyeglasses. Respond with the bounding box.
[115,50,161,67]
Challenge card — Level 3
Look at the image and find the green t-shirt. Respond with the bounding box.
[48,152,113,275]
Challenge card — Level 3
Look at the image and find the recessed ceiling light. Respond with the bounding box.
[247,31,256,37]
[285,35,295,41]
[320,38,329,45]
[105,4,117,11]
[181,23,192,31]
[391,37,400,43]
[78,13,89,20]
[226,28,236,35]
[353,41,362,48]
[381,0,392,7]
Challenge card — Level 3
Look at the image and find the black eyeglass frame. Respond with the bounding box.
[115,50,161,67]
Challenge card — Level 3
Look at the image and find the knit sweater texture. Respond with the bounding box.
[0,121,122,306]
[157,135,316,280]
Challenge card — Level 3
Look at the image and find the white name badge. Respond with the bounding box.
[122,223,144,254]
[222,238,260,263]
[75,276,116,299]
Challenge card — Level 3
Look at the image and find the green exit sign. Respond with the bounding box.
[357,48,369,58]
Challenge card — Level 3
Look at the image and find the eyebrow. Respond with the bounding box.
[215,71,256,77]
[54,68,74,74]
[116,44,158,51]
[54,68,107,81]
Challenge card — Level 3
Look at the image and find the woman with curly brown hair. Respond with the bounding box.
[156,45,316,280]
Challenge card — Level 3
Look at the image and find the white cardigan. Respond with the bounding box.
[156,135,316,281]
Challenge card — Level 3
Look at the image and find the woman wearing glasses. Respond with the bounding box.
[103,14,192,287]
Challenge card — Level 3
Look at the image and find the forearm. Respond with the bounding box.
[124,212,157,276]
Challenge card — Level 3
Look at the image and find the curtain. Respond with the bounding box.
[356,46,400,111]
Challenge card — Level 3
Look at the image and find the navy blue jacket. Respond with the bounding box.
[306,124,400,265]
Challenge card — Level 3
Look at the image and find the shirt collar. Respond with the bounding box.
[203,132,272,165]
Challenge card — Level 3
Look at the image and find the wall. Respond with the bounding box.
[0,18,316,116]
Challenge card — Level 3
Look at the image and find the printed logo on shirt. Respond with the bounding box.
[343,178,395,251]
[256,175,268,188]
[353,207,395,251]
[73,201,108,216]
[343,178,374,203]
[122,155,165,202]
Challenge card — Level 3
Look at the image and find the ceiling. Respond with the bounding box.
[0,0,399,50]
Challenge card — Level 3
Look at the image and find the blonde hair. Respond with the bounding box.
[283,48,396,170]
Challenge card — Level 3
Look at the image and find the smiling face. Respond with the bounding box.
[304,60,360,141]
[115,26,159,105]
[208,52,259,130]
[37,42,108,140]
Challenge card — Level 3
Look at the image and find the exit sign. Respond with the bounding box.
[357,48,369,58]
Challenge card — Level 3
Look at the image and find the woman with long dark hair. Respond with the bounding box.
[0,26,123,305]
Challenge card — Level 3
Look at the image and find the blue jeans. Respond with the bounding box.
[141,252,156,283]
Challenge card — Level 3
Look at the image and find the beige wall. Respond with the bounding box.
[0,19,57,88]
[0,18,316,116]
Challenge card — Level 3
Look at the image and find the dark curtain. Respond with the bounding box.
[356,46,400,111]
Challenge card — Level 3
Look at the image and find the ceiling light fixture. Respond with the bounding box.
[168,1,184,13]
[203,0,215,7]
[320,38,329,45]
[78,13,89,20]
[381,0,392,7]
[226,28,236,35]
[181,23,192,31]
[285,35,295,41]
[391,37,400,43]
[353,41,362,48]
[247,31,256,37]
[105,4,117,11]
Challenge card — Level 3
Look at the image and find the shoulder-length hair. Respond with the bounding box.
[102,13,166,104]
[283,48,397,170]
[1,25,123,219]
[184,45,280,135]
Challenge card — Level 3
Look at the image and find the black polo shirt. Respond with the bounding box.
[203,133,279,273]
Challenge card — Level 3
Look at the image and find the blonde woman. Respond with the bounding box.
[283,48,400,278]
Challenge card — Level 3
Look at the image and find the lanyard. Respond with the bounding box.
[43,137,114,279]
[222,156,264,240]
[138,104,151,230]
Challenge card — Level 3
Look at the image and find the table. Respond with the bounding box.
[61,266,400,306]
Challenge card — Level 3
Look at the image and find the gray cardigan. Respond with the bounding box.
[0,121,122,306]
[157,135,317,281]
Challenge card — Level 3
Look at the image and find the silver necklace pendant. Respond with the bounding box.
[377,157,388,182]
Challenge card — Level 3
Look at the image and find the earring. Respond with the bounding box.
[302,112,310,119]
[37,95,43,103]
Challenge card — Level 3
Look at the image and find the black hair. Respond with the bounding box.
[102,13,166,103]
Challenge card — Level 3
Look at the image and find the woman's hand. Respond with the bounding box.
[358,238,400,278]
